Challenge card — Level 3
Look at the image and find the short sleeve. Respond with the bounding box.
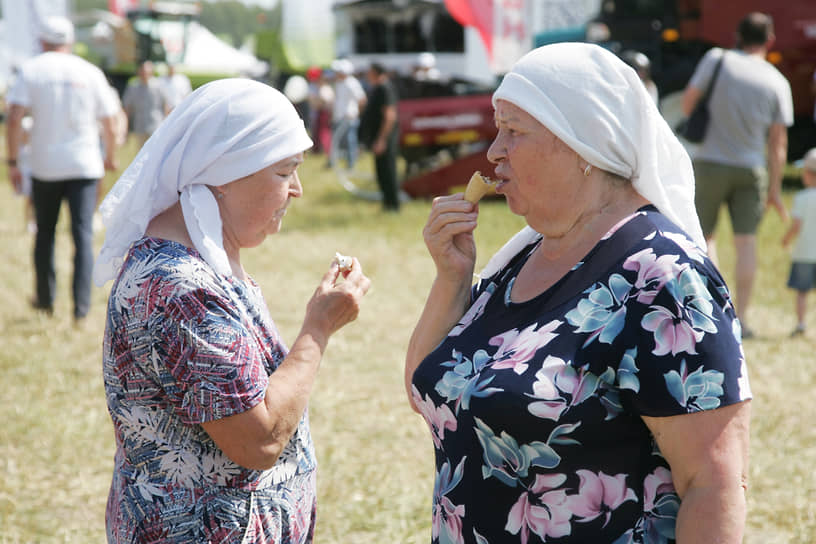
[6,72,29,107]
[94,70,121,119]
[791,191,805,220]
[774,74,795,127]
[153,288,270,425]
[622,262,751,417]
[688,48,721,91]
[122,84,134,110]
[351,77,366,101]
[384,82,398,106]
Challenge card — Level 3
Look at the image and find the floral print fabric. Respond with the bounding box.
[103,238,317,543]
[412,207,751,544]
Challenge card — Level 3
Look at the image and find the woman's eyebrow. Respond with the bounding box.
[281,158,304,169]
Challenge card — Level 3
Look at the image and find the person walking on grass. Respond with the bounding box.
[362,62,400,212]
[5,16,120,322]
[682,12,793,338]
[328,59,366,171]
[782,147,816,337]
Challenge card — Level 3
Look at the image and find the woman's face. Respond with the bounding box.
[217,153,304,249]
[487,100,588,237]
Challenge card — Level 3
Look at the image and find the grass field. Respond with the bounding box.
[0,139,814,543]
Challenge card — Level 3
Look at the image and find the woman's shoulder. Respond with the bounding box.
[117,237,223,296]
[614,208,711,268]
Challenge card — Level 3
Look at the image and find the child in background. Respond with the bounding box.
[782,147,816,337]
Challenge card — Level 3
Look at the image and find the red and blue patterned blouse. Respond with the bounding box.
[103,237,317,543]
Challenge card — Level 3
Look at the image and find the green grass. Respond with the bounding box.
[0,139,813,543]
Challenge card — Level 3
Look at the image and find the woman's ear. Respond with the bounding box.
[208,186,226,200]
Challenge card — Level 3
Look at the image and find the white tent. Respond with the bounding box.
[179,21,267,78]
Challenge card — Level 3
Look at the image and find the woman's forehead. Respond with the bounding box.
[493,100,543,129]
[274,152,305,168]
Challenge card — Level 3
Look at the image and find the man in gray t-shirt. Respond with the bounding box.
[123,61,169,148]
[681,11,793,337]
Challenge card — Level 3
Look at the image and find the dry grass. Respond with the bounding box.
[0,140,813,543]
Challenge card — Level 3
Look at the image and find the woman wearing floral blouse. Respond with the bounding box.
[94,79,370,543]
[406,43,751,544]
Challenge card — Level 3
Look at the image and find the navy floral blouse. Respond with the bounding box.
[412,207,751,544]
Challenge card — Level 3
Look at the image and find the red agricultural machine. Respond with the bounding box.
[334,0,816,199]
[398,92,497,198]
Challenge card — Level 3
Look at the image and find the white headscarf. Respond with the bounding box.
[93,78,313,286]
[480,42,704,279]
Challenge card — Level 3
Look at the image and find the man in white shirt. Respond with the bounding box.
[329,59,367,171]
[160,63,192,112]
[6,16,120,321]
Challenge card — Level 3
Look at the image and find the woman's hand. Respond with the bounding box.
[405,197,478,410]
[203,258,369,471]
[423,194,479,284]
[300,257,371,345]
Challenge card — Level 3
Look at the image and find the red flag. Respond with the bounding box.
[444,0,493,56]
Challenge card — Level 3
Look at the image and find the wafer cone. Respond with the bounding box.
[464,171,493,203]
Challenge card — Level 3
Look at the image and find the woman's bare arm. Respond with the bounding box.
[642,401,751,543]
[203,259,370,470]
[405,195,478,411]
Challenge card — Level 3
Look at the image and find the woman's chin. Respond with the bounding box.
[245,227,279,248]
[266,218,284,236]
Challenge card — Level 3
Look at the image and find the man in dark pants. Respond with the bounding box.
[6,16,119,321]
[363,63,400,211]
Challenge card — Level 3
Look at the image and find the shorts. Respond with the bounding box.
[693,160,768,236]
[787,262,816,292]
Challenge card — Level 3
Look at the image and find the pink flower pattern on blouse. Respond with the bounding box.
[413,208,751,543]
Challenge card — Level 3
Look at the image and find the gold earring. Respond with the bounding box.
[584,164,592,177]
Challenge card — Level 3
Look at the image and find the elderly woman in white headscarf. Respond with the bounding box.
[405,44,751,543]
[96,79,370,543]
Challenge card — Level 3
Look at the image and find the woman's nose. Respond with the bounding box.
[290,172,304,197]
[486,135,503,164]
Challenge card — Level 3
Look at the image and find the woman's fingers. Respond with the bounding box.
[310,257,371,333]
[427,194,476,224]
[339,257,371,297]
[424,198,478,241]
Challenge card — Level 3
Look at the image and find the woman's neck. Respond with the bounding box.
[510,187,648,303]
[144,202,194,248]
[536,186,648,262]
[145,202,247,280]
